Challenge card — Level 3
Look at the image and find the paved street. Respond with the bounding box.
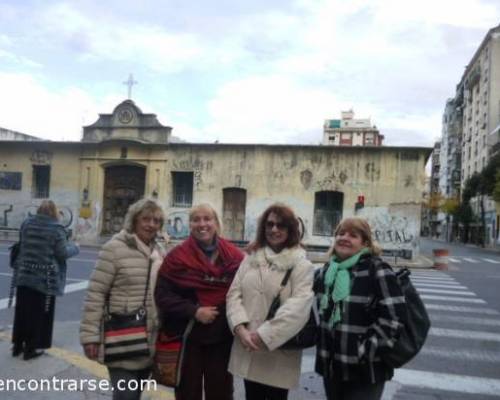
[0,238,500,399]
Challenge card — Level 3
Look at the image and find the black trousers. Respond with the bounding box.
[108,367,151,400]
[323,378,385,400]
[175,340,233,400]
[244,380,288,400]
[12,286,55,350]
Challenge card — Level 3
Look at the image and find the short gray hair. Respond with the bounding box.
[123,198,165,233]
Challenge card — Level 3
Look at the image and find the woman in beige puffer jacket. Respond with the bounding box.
[80,199,167,400]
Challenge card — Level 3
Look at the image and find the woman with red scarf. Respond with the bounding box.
[155,204,244,400]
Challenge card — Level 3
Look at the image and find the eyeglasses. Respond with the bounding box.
[265,221,287,231]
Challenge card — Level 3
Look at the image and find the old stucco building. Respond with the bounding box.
[0,100,431,258]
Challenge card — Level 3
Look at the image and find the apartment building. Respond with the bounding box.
[323,110,384,146]
[461,24,500,182]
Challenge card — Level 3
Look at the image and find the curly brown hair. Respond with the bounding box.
[247,203,301,253]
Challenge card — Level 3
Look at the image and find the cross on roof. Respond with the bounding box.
[123,73,138,99]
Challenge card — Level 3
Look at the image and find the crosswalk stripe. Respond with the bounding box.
[448,257,461,262]
[412,276,455,282]
[414,282,468,289]
[421,346,500,363]
[411,275,453,280]
[394,369,500,396]
[420,294,486,303]
[431,327,500,342]
[481,258,500,264]
[0,280,89,310]
[416,288,476,296]
[410,271,450,276]
[430,314,500,327]
[462,257,479,263]
[426,304,499,314]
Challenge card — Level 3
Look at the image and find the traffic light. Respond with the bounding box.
[355,195,365,211]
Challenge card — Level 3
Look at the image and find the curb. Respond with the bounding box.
[0,331,174,399]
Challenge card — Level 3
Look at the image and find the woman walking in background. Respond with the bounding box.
[155,204,244,400]
[12,200,79,360]
[226,203,314,400]
[315,217,407,400]
[80,198,166,400]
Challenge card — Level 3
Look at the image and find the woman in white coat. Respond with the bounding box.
[226,203,314,400]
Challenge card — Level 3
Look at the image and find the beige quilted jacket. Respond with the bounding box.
[79,230,165,370]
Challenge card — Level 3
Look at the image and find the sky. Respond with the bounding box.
[0,0,499,147]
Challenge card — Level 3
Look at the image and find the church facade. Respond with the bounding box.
[0,100,431,258]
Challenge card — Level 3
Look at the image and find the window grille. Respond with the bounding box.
[32,165,50,198]
[172,172,193,207]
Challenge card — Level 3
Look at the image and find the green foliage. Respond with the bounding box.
[455,202,475,225]
[462,173,482,203]
[482,153,500,195]
[440,197,459,215]
[493,171,500,202]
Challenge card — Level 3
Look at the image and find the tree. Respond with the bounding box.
[426,192,444,213]
[440,197,460,215]
[493,170,500,203]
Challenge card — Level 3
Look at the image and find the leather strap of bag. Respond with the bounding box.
[268,268,293,314]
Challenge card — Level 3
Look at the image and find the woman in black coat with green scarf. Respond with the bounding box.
[314,217,407,400]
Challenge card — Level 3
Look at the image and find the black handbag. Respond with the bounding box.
[266,269,318,350]
[103,259,152,363]
[7,241,21,308]
[9,241,21,268]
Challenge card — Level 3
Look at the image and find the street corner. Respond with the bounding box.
[0,326,175,400]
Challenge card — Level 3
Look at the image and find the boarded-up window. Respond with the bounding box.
[32,165,50,198]
[222,188,246,241]
[313,191,343,236]
[172,172,193,207]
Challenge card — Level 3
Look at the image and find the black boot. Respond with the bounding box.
[12,343,23,357]
[23,348,44,360]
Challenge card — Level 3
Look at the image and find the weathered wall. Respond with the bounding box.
[0,141,429,258]
[0,142,80,233]
[164,145,428,258]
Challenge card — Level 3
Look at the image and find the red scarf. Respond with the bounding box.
[159,235,244,306]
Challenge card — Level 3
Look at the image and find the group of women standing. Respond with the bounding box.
[13,197,406,400]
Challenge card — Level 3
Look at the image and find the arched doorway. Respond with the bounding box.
[102,165,146,235]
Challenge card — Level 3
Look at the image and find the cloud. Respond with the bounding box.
[0,0,499,148]
[0,72,112,141]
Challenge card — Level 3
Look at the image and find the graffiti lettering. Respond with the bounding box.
[374,230,413,244]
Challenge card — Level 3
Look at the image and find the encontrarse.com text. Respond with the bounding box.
[0,377,157,392]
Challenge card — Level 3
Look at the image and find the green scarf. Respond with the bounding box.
[320,248,369,328]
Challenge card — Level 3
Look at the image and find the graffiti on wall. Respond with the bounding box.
[75,202,101,241]
[166,211,189,239]
[171,158,213,190]
[359,206,419,258]
[0,172,22,190]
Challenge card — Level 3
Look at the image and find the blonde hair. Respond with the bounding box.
[37,200,59,220]
[123,198,165,233]
[329,217,381,257]
[189,203,222,235]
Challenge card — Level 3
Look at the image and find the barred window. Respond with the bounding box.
[32,165,50,198]
[172,172,193,207]
[313,191,343,236]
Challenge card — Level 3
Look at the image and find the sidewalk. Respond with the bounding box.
[0,322,175,399]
